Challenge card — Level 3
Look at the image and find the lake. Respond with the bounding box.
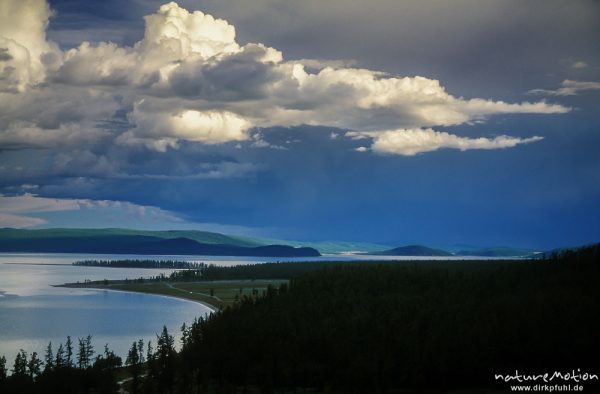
[0,253,218,365]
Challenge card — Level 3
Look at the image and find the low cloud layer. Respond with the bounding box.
[0,193,183,228]
[528,80,600,96]
[351,129,543,156]
[0,0,568,157]
[0,192,274,235]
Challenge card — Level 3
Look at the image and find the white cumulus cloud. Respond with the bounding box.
[363,128,543,156]
[0,0,60,92]
[118,99,252,151]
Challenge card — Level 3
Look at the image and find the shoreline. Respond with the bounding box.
[88,286,220,313]
[56,278,288,311]
[56,282,222,311]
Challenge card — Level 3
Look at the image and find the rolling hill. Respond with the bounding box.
[0,229,319,257]
[376,244,453,256]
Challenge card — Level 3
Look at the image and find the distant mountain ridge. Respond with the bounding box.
[0,228,260,247]
[376,245,453,256]
[0,229,320,257]
[374,244,536,257]
[244,237,393,254]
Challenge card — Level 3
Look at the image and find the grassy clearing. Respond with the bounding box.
[62,279,288,310]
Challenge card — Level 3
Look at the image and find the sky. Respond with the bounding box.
[0,0,599,249]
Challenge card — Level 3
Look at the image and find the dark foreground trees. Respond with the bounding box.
[175,243,600,393]
[1,337,122,394]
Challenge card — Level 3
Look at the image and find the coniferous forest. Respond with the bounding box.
[1,244,599,393]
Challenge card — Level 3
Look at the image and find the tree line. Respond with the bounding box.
[0,328,180,394]
[0,334,121,393]
[73,259,204,269]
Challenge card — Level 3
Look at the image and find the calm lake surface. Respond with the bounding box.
[0,253,218,364]
[0,252,494,363]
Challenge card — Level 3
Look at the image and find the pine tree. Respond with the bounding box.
[0,355,7,382]
[126,341,142,394]
[146,340,157,384]
[180,322,189,346]
[93,344,122,372]
[55,343,65,369]
[126,341,140,366]
[77,337,87,369]
[85,335,94,366]
[12,349,28,376]
[157,326,175,357]
[156,326,176,391]
[44,342,54,372]
[137,339,145,364]
[28,352,42,379]
[146,340,154,362]
[65,336,73,368]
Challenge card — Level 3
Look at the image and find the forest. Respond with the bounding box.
[1,243,599,393]
[73,259,204,269]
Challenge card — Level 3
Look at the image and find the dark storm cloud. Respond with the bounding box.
[0,48,12,61]
[181,0,600,96]
[46,0,147,47]
[166,44,282,100]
